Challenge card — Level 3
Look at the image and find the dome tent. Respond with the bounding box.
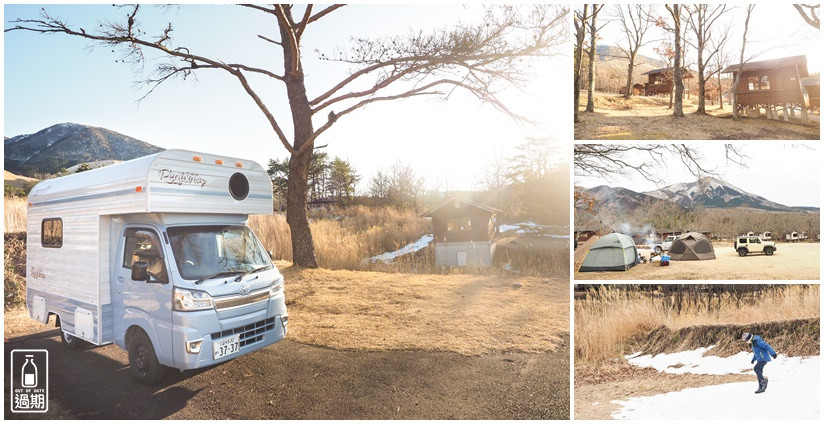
[578,233,639,272]
[669,232,716,260]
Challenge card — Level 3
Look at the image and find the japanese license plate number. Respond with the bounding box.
[213,334,240,359]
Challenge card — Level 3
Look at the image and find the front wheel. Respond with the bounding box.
[738,248,748,257]
[654,246,662,254]
[128,330,167,385]
[764,247,774,256]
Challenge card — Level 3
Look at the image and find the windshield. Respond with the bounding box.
[167,225,273,281]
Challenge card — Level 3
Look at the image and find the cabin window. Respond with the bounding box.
[760,75,770,90]
[747,76,759,90]
[122,228,169,283]
[447,218,471,232]
[41,218,63,248]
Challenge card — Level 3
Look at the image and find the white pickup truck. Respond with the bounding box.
[652,235,677,254]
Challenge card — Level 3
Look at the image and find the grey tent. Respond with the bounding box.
[578,233,639,272]
[669,232,716,260]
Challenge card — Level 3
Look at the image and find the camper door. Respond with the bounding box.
[113,227,174,354]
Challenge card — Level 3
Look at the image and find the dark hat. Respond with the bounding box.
[741,332,753,342]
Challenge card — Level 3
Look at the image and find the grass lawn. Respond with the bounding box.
[575,92,820,140]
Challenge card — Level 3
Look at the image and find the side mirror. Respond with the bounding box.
[267,250,274,260]
[131,261,150,282]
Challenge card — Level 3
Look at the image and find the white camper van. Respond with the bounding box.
[26,149,287,384]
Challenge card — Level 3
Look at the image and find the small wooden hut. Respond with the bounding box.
[421,197,501,267]
[722,55,814,122]
[642,67,694,97]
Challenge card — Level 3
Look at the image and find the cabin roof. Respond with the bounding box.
[721,55,807,74]
[421,196,501,217]
[642,67,694,78]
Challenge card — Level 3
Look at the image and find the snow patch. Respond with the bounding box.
[368,234,433,264]
[614,350,820,420]
[498,222,569,238]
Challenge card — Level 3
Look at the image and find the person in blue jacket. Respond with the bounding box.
[741,332,778,394]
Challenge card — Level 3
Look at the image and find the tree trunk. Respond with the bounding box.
[574,5,589,123]
[696,31,706,114]
[280,19,318,268]
[717,71,724,109]
[624,52,636,98]
[585,5,597,112]
[672,5,685,118]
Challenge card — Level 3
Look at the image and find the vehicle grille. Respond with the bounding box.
[213,288,270,311]
[211,317,278,348]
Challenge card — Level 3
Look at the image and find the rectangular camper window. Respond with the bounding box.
[41,218,63,248]
[747,76,759,90]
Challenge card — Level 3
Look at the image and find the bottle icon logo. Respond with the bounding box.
[22,355,38,387]
[11,349,48,413]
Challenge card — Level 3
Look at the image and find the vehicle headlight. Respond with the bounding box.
[174,288,214,311]
[269,275,284,297]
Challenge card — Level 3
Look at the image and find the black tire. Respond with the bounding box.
[127,329,167,385]
[738,248,748,257]
[764,247,774,256]
[654,246,662,254]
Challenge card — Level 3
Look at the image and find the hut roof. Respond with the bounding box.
[642,67,694,78]
[420,196,501,218]
[721,55,807,74]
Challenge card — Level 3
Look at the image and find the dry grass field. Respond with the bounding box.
[575,92,820,140]
[4,260,569,355]
[574,241,820,280]
[574,285,820,364]
[280,262,569,355]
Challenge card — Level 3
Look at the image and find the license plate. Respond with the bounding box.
[213,334,240,360]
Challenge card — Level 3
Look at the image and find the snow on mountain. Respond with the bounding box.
[643,176,792,211]
[612,350,819,420]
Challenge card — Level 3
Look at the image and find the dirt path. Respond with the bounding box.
[4,329,569,420]
[575,92,819,140]
[575,242,819,280]
[575,371,752,420]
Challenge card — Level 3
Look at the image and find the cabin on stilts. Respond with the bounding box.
[722,55,818,123]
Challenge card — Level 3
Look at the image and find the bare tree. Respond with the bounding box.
[574,144,745,185]
[613,4,655,98]
[732,5,756,121]
[574,5,591,123]
[585,4,606,112]
[6,4,567,267]
[793,4,820,28]
[709,28,733,109]
[664,5,685,117]
[686,4,731,115]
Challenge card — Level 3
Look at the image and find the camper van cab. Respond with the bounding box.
[26,150,287,384]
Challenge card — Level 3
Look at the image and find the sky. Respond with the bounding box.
[2,4,571,192]
[593,3,821,74]
[574,143,821,208]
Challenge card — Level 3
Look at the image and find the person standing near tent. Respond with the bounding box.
[741,332,778,394]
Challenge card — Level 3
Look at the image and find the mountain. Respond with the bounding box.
[582,185,671,213]
[581,177,818,213]
[4,123,164,176]
[595,44,666,70]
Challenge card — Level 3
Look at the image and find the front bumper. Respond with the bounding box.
[171,291,287,370]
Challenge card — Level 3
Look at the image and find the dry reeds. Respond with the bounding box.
[4,196,27,233]
[249,205,431,271]
[574,285,820,365]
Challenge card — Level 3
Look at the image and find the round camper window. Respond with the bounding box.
[228,173,250,200]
